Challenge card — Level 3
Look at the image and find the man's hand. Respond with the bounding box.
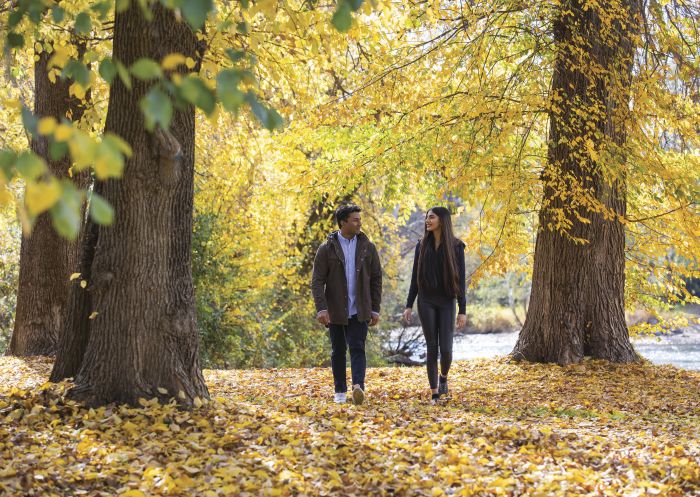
[317,310,330,326]
[402,308,412,325]
[456,313,467,329]
[370,312,380,327]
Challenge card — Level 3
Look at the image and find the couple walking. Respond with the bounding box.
[312,204,466,404]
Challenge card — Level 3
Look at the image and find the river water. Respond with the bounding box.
[397,326,700,371]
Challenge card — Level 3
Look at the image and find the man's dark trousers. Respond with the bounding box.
[329,316,368,393]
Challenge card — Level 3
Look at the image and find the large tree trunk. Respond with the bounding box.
[8,47,89,356]
[512,0,640,365]
[52,4,208,405]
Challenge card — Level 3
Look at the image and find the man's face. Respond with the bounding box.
[341,212,362,235]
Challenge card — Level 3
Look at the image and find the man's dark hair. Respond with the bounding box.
[335,204,361,228]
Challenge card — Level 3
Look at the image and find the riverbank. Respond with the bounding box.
[392,324,700,370]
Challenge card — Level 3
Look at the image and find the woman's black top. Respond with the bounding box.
[406,239,466,314]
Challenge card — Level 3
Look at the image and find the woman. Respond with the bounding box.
[403,207,467,403]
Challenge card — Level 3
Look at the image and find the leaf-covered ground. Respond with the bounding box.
[1,356,698,496]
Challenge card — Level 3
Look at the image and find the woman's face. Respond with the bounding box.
[425,210,441,232]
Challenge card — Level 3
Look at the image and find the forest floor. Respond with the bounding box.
[0,356,698,496]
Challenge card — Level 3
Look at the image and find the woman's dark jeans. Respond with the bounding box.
[417,297,455,389]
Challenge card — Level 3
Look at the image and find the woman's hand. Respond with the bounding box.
[402,308,413,325]
[456,314,467,329]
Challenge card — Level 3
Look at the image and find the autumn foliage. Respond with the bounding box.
[1,356,698,496]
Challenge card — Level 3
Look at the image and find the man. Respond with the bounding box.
[311,204,382,405]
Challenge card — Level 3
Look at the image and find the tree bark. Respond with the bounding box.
[8,46,89,356]
[49,214,99,380]
[512,0,640,364]
[294,190,358,276]
[52,4,209,405]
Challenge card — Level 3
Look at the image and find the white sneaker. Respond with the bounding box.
[352,385,365,405]
[334,392,347,404]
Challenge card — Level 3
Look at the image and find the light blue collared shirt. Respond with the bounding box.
[338,232,357,317]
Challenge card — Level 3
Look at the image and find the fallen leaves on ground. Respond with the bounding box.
[0,356,698,496]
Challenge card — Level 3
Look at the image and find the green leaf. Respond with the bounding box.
[51,6,65,23]
[27,1,44,23]
[216,70,244,111]
[7,32,24,49]
[236,21,249,35]
[99,58,117,84]
[0,150,17,181]
[140,88,172,131]
[137,0,154,20]
[246,93,284,130]
[51,5,66,23]
[116,0,130,12]
[91,1,112,19]
[225,49,246,63]
[182,0,213,30]
[130,58,163,80]
[179,76,216,115]
[21,107,38,135]
[8,11,24,30]
[347,0,363,10]
[239,0,249,8]
[332,1,352,32]
[103,133,133,158]
[74,12,92,35]
[16,151,47,180]
[263,107,284,130]
[116,61,132,90]
[89,192,114,225]
[49,141,68,161]
[62,60,90,86]
[50,186,82,240]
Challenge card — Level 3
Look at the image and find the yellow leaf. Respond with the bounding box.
[120,491,147,497]
[47,45,70,69]
[37,117,58,135]
[162,53,187,70]
[0,467,17,477]
[88,311,98,319]
[69,82,87,100]
[68,132,97,170]
[122,421,139,432]
[70,272,81,281]
[80,280,87,288]
[25,179,62,216]
[55,124,74,142]
[76,439,93,454]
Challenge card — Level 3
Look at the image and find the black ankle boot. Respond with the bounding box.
[438,375,448,396]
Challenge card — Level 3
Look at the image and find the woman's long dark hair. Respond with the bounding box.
[417,207,460,297]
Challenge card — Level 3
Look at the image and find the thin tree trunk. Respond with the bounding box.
[8,46,89,356]
[512,0,640,364]
[49,214,99,380]
[52,3,208,405]
[295,190,358,276]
